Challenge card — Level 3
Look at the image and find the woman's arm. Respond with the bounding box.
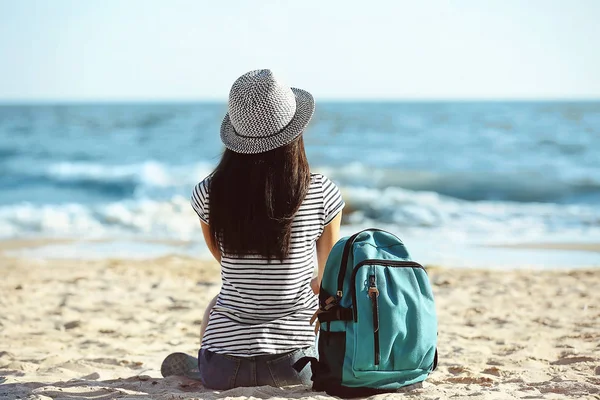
[201,221,221,263]
[311,211,342,294]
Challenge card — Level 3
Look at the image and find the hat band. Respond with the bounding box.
[232,117,294,140]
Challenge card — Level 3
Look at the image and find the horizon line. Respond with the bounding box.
[1,97,600,105]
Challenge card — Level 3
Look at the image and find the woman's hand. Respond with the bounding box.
[310,277,320,295]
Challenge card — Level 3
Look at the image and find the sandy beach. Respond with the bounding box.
[1,242,599,400]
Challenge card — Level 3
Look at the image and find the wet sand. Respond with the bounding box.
[488,242,600,253]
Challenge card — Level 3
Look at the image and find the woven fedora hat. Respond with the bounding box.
[220,69,315,154]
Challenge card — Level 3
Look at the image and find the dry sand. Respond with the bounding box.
[0,246,599,399]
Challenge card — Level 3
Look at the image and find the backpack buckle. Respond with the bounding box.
[336,290,343,298]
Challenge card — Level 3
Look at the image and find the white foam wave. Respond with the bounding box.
[340,186,600,242]
[0,196,202,241]
[1,187,599,244]
[45,161,214,190]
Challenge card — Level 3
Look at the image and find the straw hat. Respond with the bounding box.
[220,69,315,154]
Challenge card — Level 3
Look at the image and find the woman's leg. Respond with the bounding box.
[200,294,218,345]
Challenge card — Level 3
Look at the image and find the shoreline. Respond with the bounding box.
[1,238,599,270]
[485,242,600,253]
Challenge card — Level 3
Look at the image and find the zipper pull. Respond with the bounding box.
[368,274,379,297]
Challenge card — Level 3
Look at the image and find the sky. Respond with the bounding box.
[0,0,599,101]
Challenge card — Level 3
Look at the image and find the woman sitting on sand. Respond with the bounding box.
[189,70,343,389]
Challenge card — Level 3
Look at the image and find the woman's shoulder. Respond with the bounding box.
[309,172,330,183]
[191,175,213,207]
[194,174,213,191]
[309,172,337,188]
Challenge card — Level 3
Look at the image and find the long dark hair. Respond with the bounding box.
[209,136,310,261]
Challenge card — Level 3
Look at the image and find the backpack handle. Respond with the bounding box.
[336,228,396,298]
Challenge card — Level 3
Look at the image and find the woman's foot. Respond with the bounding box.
[160,352,202,380]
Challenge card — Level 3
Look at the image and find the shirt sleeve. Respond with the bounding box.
[190,178,210,224]
[321,175,345,225]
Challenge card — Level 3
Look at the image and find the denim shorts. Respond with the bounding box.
[198,346,316,390]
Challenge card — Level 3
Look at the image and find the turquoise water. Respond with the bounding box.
[1,102,599,266]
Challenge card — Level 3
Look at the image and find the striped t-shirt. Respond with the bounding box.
[190,173,344,356]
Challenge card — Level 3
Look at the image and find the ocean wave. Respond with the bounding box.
[45,161,213,188]
[0,196,200,240]
[1,188,599,242]
[340,186,600,240]
[2,161,215,201]
[6,160,600,205]
[320,163,600,204]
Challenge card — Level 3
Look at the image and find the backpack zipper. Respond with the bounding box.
[368,273,380,366]
[350,260,425,323]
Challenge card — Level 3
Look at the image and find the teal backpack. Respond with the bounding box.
[294,229,438,397]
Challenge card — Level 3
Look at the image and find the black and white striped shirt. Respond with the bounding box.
[191,173,344,356]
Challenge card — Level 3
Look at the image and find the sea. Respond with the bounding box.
[1,101,599,268]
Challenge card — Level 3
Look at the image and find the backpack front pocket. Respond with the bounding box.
[350,261,435,374]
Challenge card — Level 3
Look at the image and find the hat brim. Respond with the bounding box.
[220,87,315,154]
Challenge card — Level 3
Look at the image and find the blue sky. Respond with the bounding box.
[1,0,599,101]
